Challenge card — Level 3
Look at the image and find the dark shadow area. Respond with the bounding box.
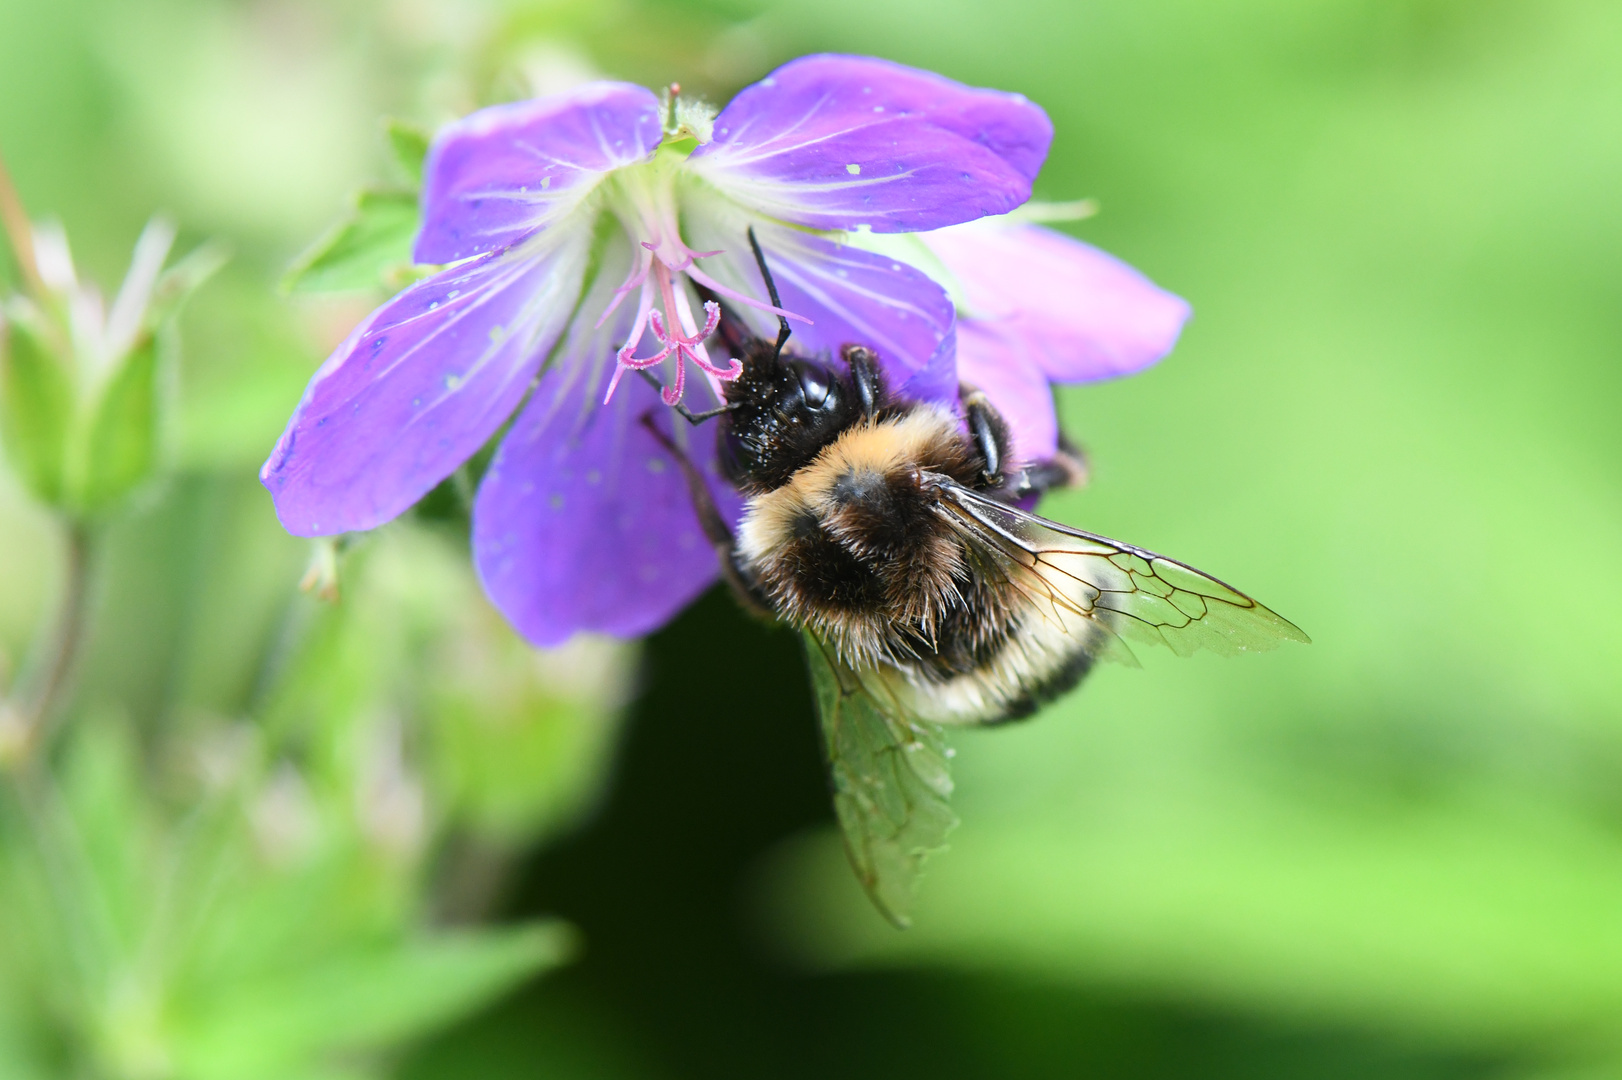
[402,587,1520,1080]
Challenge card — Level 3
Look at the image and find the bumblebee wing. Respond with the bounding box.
[931,479,1310,659]
[803,630,957,928]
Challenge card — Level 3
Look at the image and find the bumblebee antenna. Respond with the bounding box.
[746,225,793,362]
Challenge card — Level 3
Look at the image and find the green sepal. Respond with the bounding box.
[1008,197,1099,223]
[73,334,163,512]
[281,188,422,295]
[385,118,432,186]
[147,240,230,329]
[0,309,73,505]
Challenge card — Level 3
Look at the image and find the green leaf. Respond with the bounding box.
[282,188,421,295]
[74,335,162,512]
[59,715,155,967]
[803,631,957,928]
[174,922,575,1080]
[0,311,73,505]
[385,118,432,186]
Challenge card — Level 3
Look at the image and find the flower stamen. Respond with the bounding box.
[610,298,724,406]
[598,164,817,406]
[604,250,735,405]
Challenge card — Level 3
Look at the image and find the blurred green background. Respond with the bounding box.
[1,0,1619,1076]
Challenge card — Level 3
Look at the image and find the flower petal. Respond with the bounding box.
[921,221,1191,382]
[262,223,594,536]
[760,227,961,402]
[473,243,740,646]
[687,54,1051,234]
[415,82,663,264]
[956,321,1059,464]
[679,192,959,403]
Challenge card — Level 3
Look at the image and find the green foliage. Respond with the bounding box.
[426,629,631,846]
[385,120,433,187]
[259,528,632,857]
[0,713,573,1080]
[281,117,433,298]
[172,925,572,1080]
[0,518,627,1079]
[0,4,651,1077]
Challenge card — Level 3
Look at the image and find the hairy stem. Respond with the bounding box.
[0,522,108,1024]
[5,521,94,763]
[0,147,45,299]
[33,522,92,740]
[8,765,114,997]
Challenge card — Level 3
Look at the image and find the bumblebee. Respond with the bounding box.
[643,233,1307,923]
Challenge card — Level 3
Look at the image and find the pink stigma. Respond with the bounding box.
[604,252,749,407]
[609,303,729,407]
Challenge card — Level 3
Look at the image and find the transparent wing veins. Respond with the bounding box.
[929,477,1310,660]
[803,631,956,928]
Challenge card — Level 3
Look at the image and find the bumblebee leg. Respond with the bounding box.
[1042,435,1091,490]
[961,389,1009,486]
[1005,437,1090,502]
[842,345,882,421]
[637,414,773,619]
[960,385,1088,501]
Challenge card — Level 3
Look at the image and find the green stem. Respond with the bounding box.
[0,522,113,1061]
[5,520,94,764]
[0,523,109,1053]
[0,146,46,300]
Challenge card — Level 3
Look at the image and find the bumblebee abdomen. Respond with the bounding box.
[878,604,1107,725]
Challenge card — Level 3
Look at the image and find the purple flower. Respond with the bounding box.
[910,218,1191,464]
[261,55,1052,645]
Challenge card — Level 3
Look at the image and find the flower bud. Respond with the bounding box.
[0,217,224,518]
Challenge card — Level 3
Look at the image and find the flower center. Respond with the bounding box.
[597,147,803,406]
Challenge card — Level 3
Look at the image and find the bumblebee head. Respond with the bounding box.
[718,343,872,492]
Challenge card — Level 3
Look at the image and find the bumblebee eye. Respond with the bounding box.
[796,365,831,408]
[789,362,847,415]
[771,377,805,420]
